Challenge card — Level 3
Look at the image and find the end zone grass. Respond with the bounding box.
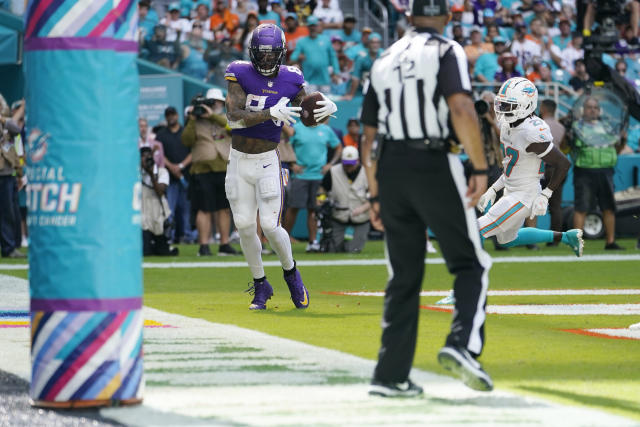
[2,238,639,420]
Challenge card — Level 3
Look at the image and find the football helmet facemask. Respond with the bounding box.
[249,24,286,76]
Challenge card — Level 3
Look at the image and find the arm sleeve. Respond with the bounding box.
[360,84,380,128]
[181,119,197,148]
[208,113,228,128]
[437,43,472,97]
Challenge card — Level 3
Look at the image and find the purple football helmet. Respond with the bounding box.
[249,23,286,76]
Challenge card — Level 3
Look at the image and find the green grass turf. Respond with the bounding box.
[2,238,639,419]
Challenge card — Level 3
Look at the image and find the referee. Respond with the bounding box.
[361,0,494,397]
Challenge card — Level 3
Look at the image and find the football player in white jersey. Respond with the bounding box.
[476,77,583,254]
[436,77,583,305]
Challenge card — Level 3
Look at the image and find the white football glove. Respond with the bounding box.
[529,188,553,219]
[313,93,338,122]
[269,97,301,126]
[477,187,497,213]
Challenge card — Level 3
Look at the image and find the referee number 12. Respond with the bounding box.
[393,57,416,81]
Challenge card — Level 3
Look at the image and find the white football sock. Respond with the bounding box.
[263,225,294,271]
[237,225,265,279]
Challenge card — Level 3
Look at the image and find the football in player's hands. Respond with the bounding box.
[300,92,328,127]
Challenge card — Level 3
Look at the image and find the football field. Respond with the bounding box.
[1,238,639,425]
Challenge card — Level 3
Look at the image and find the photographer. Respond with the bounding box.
[182,88,239,257]
[568,96,627,250]
[0,116,25,258]
[140,146,178,256]
[475,91,502,186]
[318,146,370,253]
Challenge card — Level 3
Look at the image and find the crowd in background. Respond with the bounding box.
[2,0,640,257]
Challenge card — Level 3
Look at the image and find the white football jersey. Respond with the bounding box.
[498,115,553,205]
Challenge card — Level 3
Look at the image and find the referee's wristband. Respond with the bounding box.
[470,168,489,175]
[368,195,379,203]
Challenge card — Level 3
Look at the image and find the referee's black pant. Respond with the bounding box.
[373,141,492,384]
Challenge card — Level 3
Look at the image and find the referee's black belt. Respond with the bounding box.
[385,137,449,152]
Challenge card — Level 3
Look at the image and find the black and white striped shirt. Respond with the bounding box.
[360,27,471,141]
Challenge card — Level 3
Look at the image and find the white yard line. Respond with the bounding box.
[423,304,640,315]
[339,289,640,297]
[0,274,637,426]
[583,328,640,339]
[0,253,639,271]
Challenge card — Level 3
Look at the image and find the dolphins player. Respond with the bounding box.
[223,24,337,310]
[437,77,583,305]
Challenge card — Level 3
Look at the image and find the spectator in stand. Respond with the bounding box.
[190,3,214,41]
[234,0,258,24]
[344,27,372,59]
[474,36,507,83]
[445,4,472,39]
[208,37,243,86]
[344,33,382,100]
[526,55,544,82]
[139,117,165,167]
[182,89,239,256]
[138,0,159,42]
[464,27,494,65]
[331,53,354,96]
[331,34,344,56]
[451,24,469,46]
[319,146,371,253]
[527,0,548,25]
[257,0,282,26]
[472,0,499,25]
[313,0,343,30]
[161,2,191,42]
[287,0,315,24]
[511,22,539,73]
[290,16,340,93]
[238,11,259,55]
[145,25,182,69]
[140,146,178,256]
[484,22,508,43]
[283,12,309,62]
[178,0,198,19]
[270,0,286,21]
[180,24,209,80]
[536,62,562,97]
[561,32,584,76]
[526,17,553,63]
[551,17,571,50]
[283,120,342,252]
[569,59,591,93]
[210,1,240,40]
[494,52,522,82]
[337,14,361,49]
[616,25,638,55]
[156,106,195,244]
[511,0,535,23]
[343,118,361,151]
[539,99,566,238]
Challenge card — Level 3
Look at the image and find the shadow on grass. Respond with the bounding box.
[518,385,640,415]
[429,395,547,409]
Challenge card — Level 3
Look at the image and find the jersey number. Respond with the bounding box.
[500,143,519,177]
[246,94,287,126]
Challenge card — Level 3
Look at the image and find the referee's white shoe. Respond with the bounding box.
[437,346,493,392]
